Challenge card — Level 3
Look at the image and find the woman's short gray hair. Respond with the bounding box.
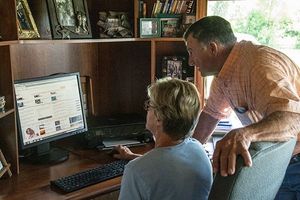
[147,77,201,140]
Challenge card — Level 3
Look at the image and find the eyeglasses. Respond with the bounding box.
[144,100,154,111]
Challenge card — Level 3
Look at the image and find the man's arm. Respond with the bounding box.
[213,111,300,177]
[193,111,220,144]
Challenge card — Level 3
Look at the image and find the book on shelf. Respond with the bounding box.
[185,0,195,14]
[170,0,179,14]
[151,0,195,16]
[151,2,157,17]
[161,0,168,13]
[139,0,147,18]
[178,0,187,14]
[174,0,181,13]
[139,1,144,17]
[167,0,175,14]
[151,0,162,17]
[143,2,147,17]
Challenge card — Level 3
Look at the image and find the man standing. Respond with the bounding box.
[184,16,300,199]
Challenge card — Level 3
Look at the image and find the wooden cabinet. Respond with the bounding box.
[0,0,206,174]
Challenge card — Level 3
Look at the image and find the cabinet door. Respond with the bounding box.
[0,1,18,41]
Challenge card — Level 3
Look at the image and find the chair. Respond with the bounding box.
[208,139,296,200]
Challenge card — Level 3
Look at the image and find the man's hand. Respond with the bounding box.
[212,129,252,176]
[113,145,142,160]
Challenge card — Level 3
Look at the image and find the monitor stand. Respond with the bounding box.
[27,143,69,164]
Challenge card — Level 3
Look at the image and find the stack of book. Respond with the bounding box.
[213,119,232,136]
[151,0,195,17]
[216,119,232,131]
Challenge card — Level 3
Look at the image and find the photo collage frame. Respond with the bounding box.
[16,0,92,39]
[161,56,194,82]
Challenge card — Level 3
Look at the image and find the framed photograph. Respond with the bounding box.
[140,18,161,38]
[0,149,12,178]
[160,17,181,38]
[46,0,92,39]
[182,14,196,33]
[16,0,40,39]
[97,11,133,38]
[162,56,189,79]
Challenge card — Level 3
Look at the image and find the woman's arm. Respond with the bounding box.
[113,145,142,160]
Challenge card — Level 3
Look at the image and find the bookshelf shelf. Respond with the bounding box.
[0,109,14,120]
[0,41,19,46]
[18,38,183,44]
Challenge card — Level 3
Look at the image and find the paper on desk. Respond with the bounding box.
[102,139,142,148]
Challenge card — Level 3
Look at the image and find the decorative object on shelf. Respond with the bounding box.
[139,18,161,38]
[181,14,196,32]
[46,0,92,39]
[16,0,40,39]
[0,149,12,178]
[97,11,133,38]
[0,96,5,113]
[160,17,181,37]
[161,56,193,81]
[162,56,186,79]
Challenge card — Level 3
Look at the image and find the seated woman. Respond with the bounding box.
[115,77,213,200]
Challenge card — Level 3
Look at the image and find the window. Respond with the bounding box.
[207,0,300,65]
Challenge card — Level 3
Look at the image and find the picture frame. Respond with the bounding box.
[46,0,92,39]
[97,11,133,38]
[140,18,161,38]
[0,149,12,178]
[162,56,185,79]
[182,14,196,33]
[162,56,190,80]
[160,17,181,38]
[16,0,40,39]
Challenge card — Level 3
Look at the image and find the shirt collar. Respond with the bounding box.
[216,41,245,82]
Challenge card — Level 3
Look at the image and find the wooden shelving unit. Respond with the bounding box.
[0,109,15,119]
[0,0,205,175]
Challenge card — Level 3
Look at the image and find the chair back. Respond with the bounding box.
[208,139,296,200]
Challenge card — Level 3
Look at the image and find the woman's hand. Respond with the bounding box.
[113,145,142,160]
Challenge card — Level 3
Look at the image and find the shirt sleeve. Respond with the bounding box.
[250,55,300,117]
[118,163,147,200]
[203,78,232,120]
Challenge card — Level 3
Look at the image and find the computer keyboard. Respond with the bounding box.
[50,159,129,193]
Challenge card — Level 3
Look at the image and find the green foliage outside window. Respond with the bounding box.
[208,0,300,49]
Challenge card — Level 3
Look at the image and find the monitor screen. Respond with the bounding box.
[14,72,87,163]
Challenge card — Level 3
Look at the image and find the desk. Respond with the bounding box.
[0,140,154,200]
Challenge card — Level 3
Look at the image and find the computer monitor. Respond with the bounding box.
[14,72,87,164]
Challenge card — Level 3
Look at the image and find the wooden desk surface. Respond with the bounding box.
[0,142,154,200]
